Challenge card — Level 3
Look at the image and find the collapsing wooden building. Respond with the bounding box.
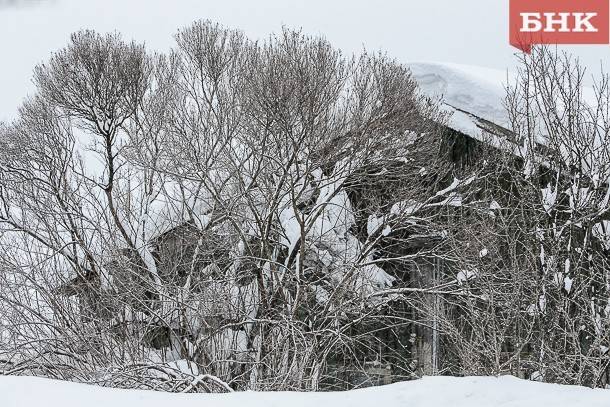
[57,62,610,389]
[147,63,535,384]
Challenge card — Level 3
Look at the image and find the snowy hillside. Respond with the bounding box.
[2,375,610,407]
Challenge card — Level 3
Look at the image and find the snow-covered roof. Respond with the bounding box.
[408,62,602,151]
[407,62,515,146]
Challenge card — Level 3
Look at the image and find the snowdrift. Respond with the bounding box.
[2,375,610,407]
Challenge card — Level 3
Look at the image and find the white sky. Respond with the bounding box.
[1,0,609,122]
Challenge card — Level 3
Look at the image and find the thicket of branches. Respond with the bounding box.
[0,21,610,391]
[0,21,450,391]
[436,48,610,387]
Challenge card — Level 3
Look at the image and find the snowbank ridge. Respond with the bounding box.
[2,375,610,407]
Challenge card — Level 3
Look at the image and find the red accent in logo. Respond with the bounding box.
[510,0,610,53]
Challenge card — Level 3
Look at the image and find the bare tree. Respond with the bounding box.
[0,22,455,391]
[433,47,610,388]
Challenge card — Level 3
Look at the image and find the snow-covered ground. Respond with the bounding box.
[2,375,610,407]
